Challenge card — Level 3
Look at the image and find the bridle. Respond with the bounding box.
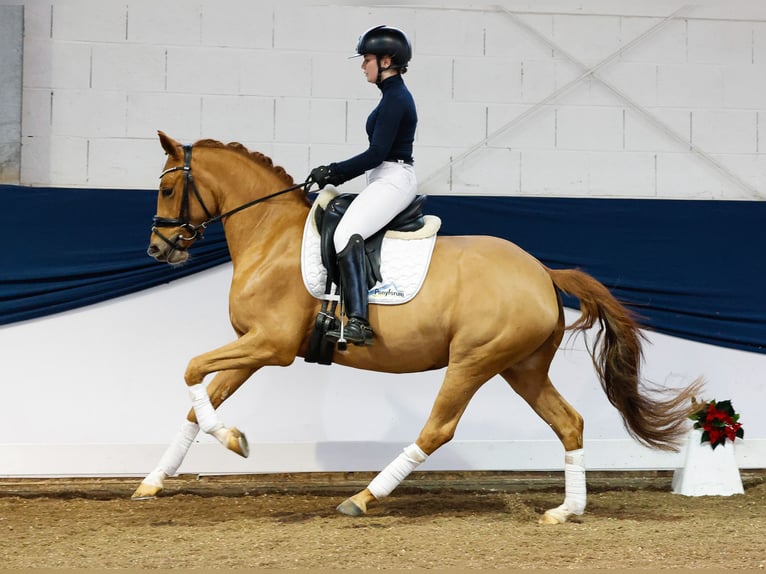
[151,144,309,254]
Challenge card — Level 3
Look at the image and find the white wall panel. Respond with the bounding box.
[87,138,163,188]
[519,59,557,103]
[416,101,486,147]
[453,57,523,103]
[687,20,754,65]
[655,152,723,199]
[126,0,201,45]
[597,62,658,106]
[201,0,274,49]
[485,13,554,60]
[21,88,50,138]
[587,151,655,196]
[308,99,348,144]
[91,45,166,92]
[23,40,91,90]
[413,9,485,56]
[520,149,589,196]
[712,154,766,196]
[51,0,126,43]
[411,145,453,192]
[239,51,313,98]
[20,135,88,185]
[623,108,689,152]
[201,95,274,143]
[656,64,724,108]
[722,65,766,109]
[127,93,201,142]
[487,104,556,149]
[618,17,686,64]
[552,14,621,64]
[274,97,310,143]
[13,1,765,200]
[754,21,766,64]
[692,110,757,154]
[555,106,624,151]
[51,90,126,137]
[167,47,241,95]
[311,55,373,100]
[451,147,520,195]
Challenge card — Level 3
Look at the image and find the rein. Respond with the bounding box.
[151,144,309,253]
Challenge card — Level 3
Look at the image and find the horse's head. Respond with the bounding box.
[148,131,218,265]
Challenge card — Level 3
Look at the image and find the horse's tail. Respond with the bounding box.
[546,266,703,452]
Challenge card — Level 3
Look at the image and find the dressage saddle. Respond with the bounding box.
[313,193,427,290]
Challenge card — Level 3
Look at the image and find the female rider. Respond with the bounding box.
[309,25,417,347]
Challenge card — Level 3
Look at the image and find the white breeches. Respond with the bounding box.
[333,161,417,252]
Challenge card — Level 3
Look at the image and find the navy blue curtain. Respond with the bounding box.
[3,186,228,325]
[2,184,764,354]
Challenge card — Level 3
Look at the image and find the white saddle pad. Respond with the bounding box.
[301,188,441,305]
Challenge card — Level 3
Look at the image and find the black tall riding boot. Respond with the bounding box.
[326,234,374,346]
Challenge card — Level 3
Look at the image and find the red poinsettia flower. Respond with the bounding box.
[689,399,744,450]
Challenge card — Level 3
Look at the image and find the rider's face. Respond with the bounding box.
[361,54,378,83]
[361,54,392,83]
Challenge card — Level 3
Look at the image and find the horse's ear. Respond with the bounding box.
[158,130,182,160]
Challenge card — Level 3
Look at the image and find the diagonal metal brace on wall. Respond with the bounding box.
[419,4,687,191]
[497,5,763,200]
[419,4,763,200]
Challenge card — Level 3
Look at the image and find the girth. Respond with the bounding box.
[314,193,427,289]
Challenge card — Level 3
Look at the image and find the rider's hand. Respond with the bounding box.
[308,165,336,190]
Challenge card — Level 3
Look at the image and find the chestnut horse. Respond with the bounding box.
[134,131,701,524]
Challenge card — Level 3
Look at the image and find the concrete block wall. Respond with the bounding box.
[9,0,766,199]
[0,5,22,183]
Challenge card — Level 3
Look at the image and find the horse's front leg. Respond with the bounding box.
[132,367,254,499]
[185,330,302,454]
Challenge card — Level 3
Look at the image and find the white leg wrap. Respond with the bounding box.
[367,443,428,500]
[561,448,587,515]
[188,383,224,434]
[143,421,199,487]
[543,449,586,522]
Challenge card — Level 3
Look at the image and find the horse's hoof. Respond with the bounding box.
[539,508,568,525]
[131,482,162,500]
[227,427,249,458]
[336,498,366,516]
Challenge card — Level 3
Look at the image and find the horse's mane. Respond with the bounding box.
[193,138,296,188]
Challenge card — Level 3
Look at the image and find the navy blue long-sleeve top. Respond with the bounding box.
[330,74,417,184]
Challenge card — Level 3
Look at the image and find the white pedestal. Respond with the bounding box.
[672,429,744,496]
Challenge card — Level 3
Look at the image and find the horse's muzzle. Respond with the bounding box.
[147,238,190,265]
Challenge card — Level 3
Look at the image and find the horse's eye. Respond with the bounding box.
[161,187,174,198]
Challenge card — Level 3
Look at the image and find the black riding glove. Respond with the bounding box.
[308,165,341,190]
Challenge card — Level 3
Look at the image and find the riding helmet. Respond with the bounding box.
[356,25,412,69]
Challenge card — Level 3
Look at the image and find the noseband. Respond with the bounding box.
[151,144,309,255]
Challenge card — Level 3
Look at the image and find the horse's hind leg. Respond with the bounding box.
[500,361,585,525]
[131,367,254,499]
[337,364,490,516]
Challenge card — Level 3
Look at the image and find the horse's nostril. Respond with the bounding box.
[147,245,160,256]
